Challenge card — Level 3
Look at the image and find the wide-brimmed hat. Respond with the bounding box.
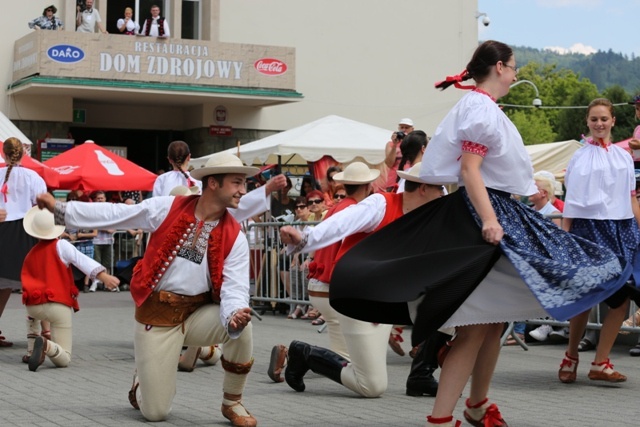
[23,206,65,240]
[43,5,57,15]
[332,162,380,184]
[397,162,429,183]
[190,152,260,180]
[169,185,200,196]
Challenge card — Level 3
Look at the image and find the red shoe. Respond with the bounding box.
[558,352,578,384]
[588,359,626,382]
[463,398,508,427]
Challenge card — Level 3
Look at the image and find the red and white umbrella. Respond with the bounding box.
[0,154,60,188]
[43,140,156,191]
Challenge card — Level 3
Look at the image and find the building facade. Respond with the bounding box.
[4,0,478,172]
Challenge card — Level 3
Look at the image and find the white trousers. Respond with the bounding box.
[337,313,392,398]
[25,303,72,367]
[308,278,349,360]
[134,304,253,422]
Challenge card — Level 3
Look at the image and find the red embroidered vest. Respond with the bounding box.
[335,192,404,262]
[308,197,358,284]
[21,240,79,311]
[130,195,241,307]
[144,17,165,36]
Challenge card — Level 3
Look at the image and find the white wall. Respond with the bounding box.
[219,0,478,135]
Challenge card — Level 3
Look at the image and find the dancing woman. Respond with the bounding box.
[329,40,631,427]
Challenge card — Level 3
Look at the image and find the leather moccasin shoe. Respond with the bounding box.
[588,359,626,382]
[178,346,202,372]
[558,352,578,384]
[28,336,47,372]
[128,373,140,410]
[221,401,257,427]
[267,344,287,383]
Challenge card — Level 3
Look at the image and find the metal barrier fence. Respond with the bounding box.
[245,216,640,341]
[66,230,148,279]
[245,221,319,313]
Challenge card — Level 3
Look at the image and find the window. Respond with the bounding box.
[181,0,201,40]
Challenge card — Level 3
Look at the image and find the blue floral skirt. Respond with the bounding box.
[330,188,630,345]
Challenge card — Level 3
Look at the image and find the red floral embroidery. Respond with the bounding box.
[461,140,489,157]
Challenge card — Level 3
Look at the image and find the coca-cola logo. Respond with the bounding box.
[254,58,287,76]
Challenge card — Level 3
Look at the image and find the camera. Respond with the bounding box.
[395,131,406,141]
[482,16,490,27]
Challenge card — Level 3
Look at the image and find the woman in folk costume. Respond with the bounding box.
[558,98,640,384]
[0,137,47,347]
[152,140,201,197]
[328,40,632,427]
[21,207,120,372]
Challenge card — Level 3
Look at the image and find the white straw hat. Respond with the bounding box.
[169,185,200,196]
[190,152,260,180]
[23,206,65,240]
[399,118,414,126]
[332,162,380,184]
[397,162,428,183]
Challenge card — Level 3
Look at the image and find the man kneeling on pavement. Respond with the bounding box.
[37,152,259,427]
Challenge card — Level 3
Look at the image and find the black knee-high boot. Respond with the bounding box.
[406,331,450,396]
[285,340,348,392]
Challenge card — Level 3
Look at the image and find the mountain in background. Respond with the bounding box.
[513,46,640,94]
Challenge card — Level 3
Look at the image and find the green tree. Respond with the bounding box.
[602,85,636,141]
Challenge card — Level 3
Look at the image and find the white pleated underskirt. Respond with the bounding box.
[408,255,548,330]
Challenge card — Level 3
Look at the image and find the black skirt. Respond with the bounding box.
[0,219,37,290]
[329,190,500,346]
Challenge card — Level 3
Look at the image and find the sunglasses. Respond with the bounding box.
[307,199,323,205]
[295,205,307,210]
[334,194,346,199]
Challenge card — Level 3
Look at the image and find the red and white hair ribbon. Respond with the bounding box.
[435,69,476,90]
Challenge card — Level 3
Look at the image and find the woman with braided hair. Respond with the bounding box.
[0,137,47,347]
[152,140,202,197]
[329,40,632,426]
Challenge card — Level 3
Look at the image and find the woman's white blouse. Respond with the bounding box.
[152,170,202,197]
[420,91,537,196]
[563,143,634,220]
[0,166,47,221]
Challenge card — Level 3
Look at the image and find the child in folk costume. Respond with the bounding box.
[21,206,120,372]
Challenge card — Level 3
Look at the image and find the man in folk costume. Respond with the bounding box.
[37,153,259,427]
[140,4,170,37]
[277,163,447,398]
[268,162,379,383]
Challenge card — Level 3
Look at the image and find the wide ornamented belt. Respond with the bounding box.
[135,290,214,327]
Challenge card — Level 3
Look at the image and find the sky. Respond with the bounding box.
[478,0,640,57]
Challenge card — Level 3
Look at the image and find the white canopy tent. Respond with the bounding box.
[190,115,392,169]
[525,139,581,179]
[0,112,33,148]
[192,117,581,183]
